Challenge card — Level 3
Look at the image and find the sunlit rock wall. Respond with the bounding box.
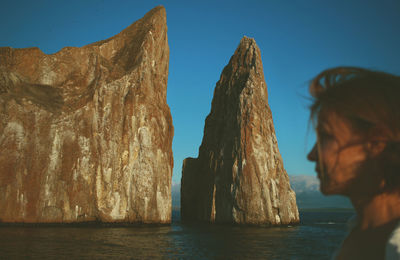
[181,37,299,225]
[0,6,173,223]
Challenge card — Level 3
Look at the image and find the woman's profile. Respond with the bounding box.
[307,67,400,259]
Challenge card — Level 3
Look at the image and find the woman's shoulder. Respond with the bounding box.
[386,220,400,259]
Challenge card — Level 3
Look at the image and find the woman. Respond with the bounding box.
[307,67,400,259]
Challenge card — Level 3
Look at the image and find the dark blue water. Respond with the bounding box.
[0,210,354,259]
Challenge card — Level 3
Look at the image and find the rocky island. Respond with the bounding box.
[0,6,174,223]
[181,37,299,225]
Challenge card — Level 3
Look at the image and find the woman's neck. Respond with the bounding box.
[350,192,400,230]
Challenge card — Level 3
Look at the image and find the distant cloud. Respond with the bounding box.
[171,182,181,208]
[289,174,352,209]
[289,174,320,193]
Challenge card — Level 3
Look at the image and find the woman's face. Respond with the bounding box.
[307,110,370,195]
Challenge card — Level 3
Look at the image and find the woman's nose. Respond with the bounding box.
[307,144,318,162]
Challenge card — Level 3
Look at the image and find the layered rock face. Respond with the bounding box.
[0,6,173,223]
[181,37,299,225]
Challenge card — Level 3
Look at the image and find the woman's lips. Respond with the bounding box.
[315,166,321,178]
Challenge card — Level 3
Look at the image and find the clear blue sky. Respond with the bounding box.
[1,0,399,183]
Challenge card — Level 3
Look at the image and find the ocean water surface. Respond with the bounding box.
[0,210,354,259]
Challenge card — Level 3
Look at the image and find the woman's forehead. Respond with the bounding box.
[318,109,339,126]
[317,110,352,132]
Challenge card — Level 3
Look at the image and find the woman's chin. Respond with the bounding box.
[319,179,352,195]
[319,183,338,195]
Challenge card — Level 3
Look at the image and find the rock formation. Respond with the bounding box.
[181,37,299,225]
[0,6,173,223]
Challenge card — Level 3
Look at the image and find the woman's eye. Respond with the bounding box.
[318,132,334,142]
[320,132,332,138]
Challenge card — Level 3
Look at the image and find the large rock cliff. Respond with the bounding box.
[181,37,299,225]
[0,6,173,223]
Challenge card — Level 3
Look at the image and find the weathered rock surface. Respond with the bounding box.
[181,37,299,225]
[0,6,173,223]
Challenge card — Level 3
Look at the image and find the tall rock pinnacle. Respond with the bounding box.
[0,6,174,223]
[181,37,299,225]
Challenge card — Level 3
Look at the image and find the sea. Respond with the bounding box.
[0,209,354,259]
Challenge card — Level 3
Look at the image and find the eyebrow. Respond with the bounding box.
[316,122,332,134]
